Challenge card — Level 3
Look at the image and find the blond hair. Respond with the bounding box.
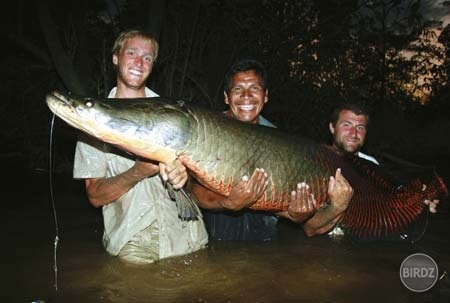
[112,29,159,61]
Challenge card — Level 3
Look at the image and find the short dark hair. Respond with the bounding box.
[330,101,370,126]
[223,59,268,93]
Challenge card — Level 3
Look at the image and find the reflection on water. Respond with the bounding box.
[3,173,450,303]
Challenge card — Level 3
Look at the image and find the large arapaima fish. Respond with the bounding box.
[46,91,448,239]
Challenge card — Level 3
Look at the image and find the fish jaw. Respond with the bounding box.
[46,91,180,163]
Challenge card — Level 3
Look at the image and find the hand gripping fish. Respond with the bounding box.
[46,91,448,239]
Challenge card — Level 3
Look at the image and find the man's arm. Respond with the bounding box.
[86,159,188,208]
[85,159,160,207]
[188,168,268,211]
[189,169,317,223]
[302,168,354,237]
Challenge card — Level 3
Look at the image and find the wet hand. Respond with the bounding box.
[221,168,268,211]
[286,182,317,223]
[424,199,439,213]
[159,159,188,189]
[421,184,440,213]
[328,168,353,211]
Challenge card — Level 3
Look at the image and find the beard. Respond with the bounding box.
[333,139,363,156]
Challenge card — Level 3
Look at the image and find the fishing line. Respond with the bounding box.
[48,113,60,291]
[412,209,430,244]
[408,203,431,244]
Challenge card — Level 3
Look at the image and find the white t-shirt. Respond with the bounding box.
[73,87,207,261]
[357,151,379,165]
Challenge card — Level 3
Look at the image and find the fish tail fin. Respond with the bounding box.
[426,173,449,200]
[341,157,448,239]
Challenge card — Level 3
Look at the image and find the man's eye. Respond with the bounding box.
[357,126,366,131]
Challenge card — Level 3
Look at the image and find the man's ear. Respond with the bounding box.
[264,89,269,103]
[112,54,118,66]
[224,91,229,104]
[329,122,335,134]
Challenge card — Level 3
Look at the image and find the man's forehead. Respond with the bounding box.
[339,109,368,122]
[232,75,263,86]
[124,37,154,50]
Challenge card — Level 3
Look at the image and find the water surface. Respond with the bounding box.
[3,172,449,303]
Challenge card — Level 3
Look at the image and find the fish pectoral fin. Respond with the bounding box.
[166,182,200,221]
[178,188,202,221]
[166,180,177,200]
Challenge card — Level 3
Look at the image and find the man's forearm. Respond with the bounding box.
[276,210,310,223]
[302,204,344,237]
[86,165,155,207]
[190,186,239,211]
[187,179,253,211]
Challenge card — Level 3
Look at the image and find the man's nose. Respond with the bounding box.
[349,126,358,136]
[242,89,252,98]
[135,56,143,66]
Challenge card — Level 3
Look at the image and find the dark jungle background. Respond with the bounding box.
[1,1,450,302]
[2,0,450,180]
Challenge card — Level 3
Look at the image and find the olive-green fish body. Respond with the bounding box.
[46,91,448,238]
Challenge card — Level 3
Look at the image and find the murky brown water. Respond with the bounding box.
[3,172,450,303]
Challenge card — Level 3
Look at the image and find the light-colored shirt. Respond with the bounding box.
[258,115,276,128]
[357,151,379,165]
[73,87,207,262]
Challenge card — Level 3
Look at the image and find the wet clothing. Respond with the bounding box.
[73,87,208,264]
[203,115,279,241]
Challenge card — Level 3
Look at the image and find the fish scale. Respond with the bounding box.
[46,91,448,239]
[181,111,331,209]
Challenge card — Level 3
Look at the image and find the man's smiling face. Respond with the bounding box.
[224,70,268,124]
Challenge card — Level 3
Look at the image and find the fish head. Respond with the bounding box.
[46,91,193,163]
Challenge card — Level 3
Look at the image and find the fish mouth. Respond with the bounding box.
[51,91,67,101]
[47,91,74,106]
[46,91,73,114]
[46,91,87,133]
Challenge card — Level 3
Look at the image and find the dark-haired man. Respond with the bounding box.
[189,59,353,241]
[303,102,439,237]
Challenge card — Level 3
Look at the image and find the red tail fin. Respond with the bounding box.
[338,155,448,239]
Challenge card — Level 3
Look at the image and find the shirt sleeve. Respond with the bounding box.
[73,135,109,179]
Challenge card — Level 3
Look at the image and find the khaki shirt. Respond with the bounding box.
[73,87,207,260]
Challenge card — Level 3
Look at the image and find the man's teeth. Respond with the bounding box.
[238,105,255,111]
[130,69,143,76]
